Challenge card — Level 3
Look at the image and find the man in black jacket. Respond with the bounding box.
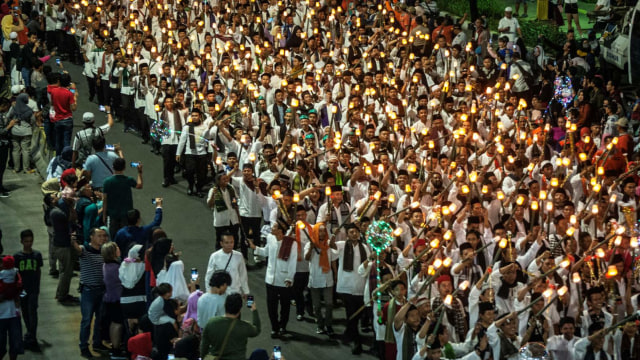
[20,33,44,88]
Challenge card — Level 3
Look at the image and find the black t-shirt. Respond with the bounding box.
[13,251,43,294]
[50,206,71,247]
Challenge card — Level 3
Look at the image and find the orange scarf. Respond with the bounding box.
[306,223,331,273]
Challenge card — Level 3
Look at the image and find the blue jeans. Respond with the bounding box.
[79,287,103,351]
[53,118,73,155]
[20,67,31,87]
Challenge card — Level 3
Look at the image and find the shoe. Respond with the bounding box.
[26,341,41,352]
[270,330,279,338]
[279,328,287,335]
[92,343,109,352]
[141,140,149,144]
[520,13,528,17]
[162,181,170,188]
[49,270,59,278]
[316,327,325,334]
[296,314,303,321]
[80,349,93,358]
[88,96,94,102]
[187,188,194,196]
[25,168,36,174]
[326,326,335,336]
[351,344,363,355]
[58,295,80,304]
[196,192,205,198]
[0,192,9,198]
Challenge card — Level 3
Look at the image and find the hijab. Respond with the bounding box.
[119,244,145,289]
[151,238,173,276]
[12,93,33,122]
[183,290,203,326]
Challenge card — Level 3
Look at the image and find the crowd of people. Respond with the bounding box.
[2,0,640,359]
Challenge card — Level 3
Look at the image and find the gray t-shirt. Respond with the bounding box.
[83,150,118,188]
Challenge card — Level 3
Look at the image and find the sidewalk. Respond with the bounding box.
[0,169,86,359]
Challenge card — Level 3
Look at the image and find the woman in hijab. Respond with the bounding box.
[46,145,73,180]
[9,93,35,173]
[156,253,190,302]
[119,244,147,336]
[284,26,303,51]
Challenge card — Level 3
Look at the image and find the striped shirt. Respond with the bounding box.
[80,245,104,287]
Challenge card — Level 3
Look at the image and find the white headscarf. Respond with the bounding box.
[157,259,189,302]
[118,244,145,289]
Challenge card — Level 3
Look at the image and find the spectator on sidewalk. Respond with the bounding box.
[113,198,163,253]
[71,227,109,359]
[200,293,261,360]
[13,229,43,352]
[71,108,114,169]
[51,196,79,305]
[102,157,143,238]
[48,73,77,155]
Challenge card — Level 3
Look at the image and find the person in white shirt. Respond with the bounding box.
[197,271,230,329]
[204,232,249,297]
[232,164,267,259]
[611,321,640,360]
[176,108,213,197]
[206,174,241,247]
[574,323,611,360]
[248,221,297,337]
[159,95,185,187]
[498,7,522,44]
[334,223,371,355]
[304,222,337,336]
[547,317,581,360]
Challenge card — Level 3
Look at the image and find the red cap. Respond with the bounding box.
[414,238,427,250]
[436,274,452,285]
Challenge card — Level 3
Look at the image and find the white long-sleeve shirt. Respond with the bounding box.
[204,249,249,295]
[335,240,370,295]
[547,334,581,360]
[254,234,298,287]
[574,337,611,360]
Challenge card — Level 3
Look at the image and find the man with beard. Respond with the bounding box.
[176,108,213,197]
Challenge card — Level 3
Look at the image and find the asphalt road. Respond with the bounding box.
[9,58,378,360]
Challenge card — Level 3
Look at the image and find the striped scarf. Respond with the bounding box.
[431,296,467,342]
[212,185,236,212]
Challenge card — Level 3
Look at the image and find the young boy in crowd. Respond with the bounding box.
[13,229,43,351]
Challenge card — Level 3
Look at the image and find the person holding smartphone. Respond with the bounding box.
[72,107,115,168]
[102,158,143,237]
[200,293,261,360]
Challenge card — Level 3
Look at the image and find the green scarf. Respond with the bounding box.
[384,300,398,344]
[213,184,236,212]
[401,323,417,360]
[443,343,455,359]
[122,68,130,87]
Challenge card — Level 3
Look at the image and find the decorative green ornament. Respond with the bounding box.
[366,220,394,254]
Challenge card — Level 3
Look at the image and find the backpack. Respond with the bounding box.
[75,127,105,166]
[513,60,535,89]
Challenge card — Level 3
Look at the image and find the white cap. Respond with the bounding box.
[9,32,17,40]
[505,6,513,12]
